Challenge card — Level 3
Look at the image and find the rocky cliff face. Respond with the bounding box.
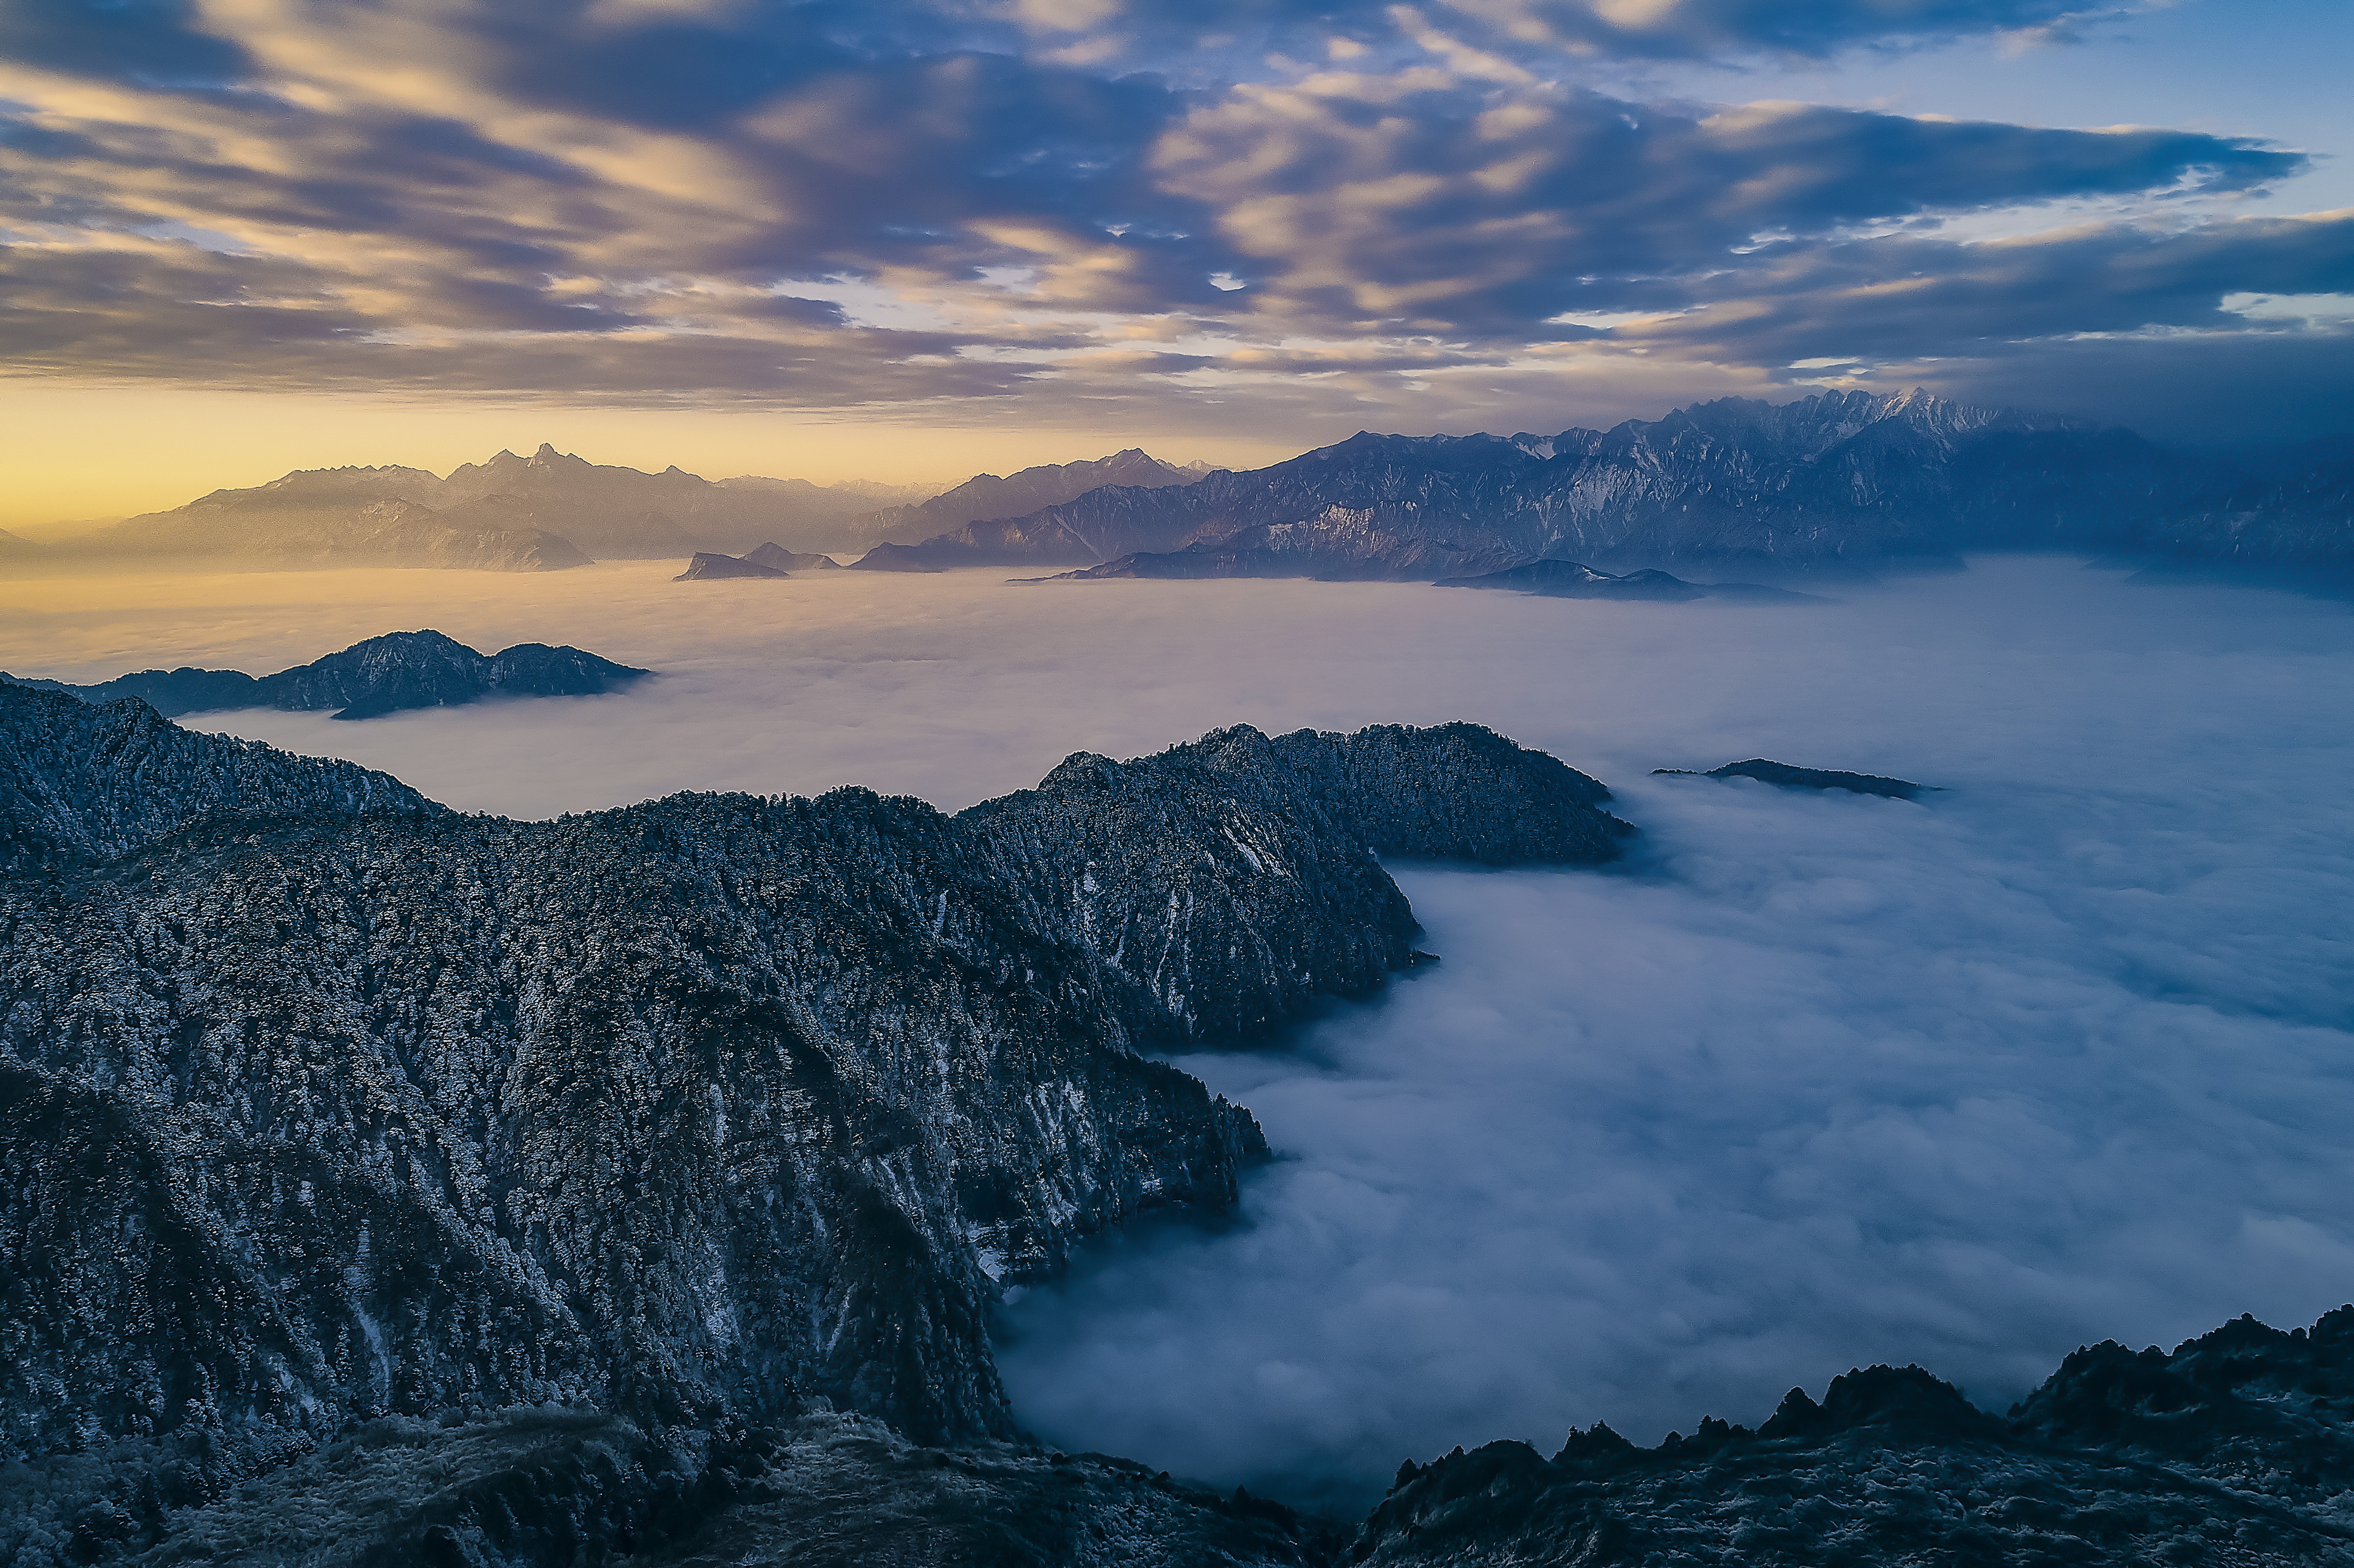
[9,630,650,721]
[1347,1306,2354,1566]
[0,693,1627,1564]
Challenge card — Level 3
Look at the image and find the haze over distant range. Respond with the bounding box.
[0,446,1212,570]
[2,0,2351,525]
[12,556,2354,1544]
[13,391,2346,590]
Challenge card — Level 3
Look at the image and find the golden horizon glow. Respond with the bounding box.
[0,382,1304,532]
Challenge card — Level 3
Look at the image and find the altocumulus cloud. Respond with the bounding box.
[0,0,2346,438]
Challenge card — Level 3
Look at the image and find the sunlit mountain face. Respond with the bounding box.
[6,4,2354,1567]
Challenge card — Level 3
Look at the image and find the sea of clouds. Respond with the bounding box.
[8,556,2352,1512]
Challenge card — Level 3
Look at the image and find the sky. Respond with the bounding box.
[9,557,2353,1512]
[2,0,2350,525]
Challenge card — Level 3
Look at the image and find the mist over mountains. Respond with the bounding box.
[11,393,2344,587]
[52,444,902,569]
[877,389,2353,585]
[12,598,2354,1562]
[17,445,1223,576]
[0,688,1622,1562]
[859,448,1209,546]
[2,629,647,723]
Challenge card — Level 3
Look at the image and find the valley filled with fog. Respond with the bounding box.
[11,557,2352,1512]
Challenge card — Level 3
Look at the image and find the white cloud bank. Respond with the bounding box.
[8,556,2352,1510]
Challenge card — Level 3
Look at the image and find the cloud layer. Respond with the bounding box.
[2,0,2346,438]
[9,555,2354,1513]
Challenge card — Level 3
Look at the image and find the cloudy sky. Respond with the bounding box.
[2,0,2349,517]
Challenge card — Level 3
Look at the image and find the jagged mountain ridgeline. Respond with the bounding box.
[0,684,1628,1563]
[41,446,907,569]
[2,630,648,721]
[15,400,2344,585]
[11,447,1213,575]
[7,685,2352,1564]
[1352,1309,2354,1566]
[855,449,1211,551]
[861,390,2353,585]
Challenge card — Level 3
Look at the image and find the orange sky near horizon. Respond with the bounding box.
[0,382,1301,534]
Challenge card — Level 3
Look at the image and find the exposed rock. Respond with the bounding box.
[0,702,1625,1565]
[959,725,1628,1039]
[6,629,650,721]
[673,551,790,581]
[1346,1307,2354,1567]
[1261,723,1631,867]
[1655,759,1928,800]
[743,542,843,571]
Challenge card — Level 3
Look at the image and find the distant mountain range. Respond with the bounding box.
[14,398,2346,584]
[860,391,2353,585]
[13,447,1217,574]
[46,445,900,569]
[2,630,647,720]
[860,448,1210,545]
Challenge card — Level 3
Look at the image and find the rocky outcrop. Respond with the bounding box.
[0,701,1628,1563]
[743,542,843,571]
[6,629,650,721]
[957,725,1627,1039]
[673,551,789,580]
[1658,759,1929,800]
[1346,1306,2354,1567]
